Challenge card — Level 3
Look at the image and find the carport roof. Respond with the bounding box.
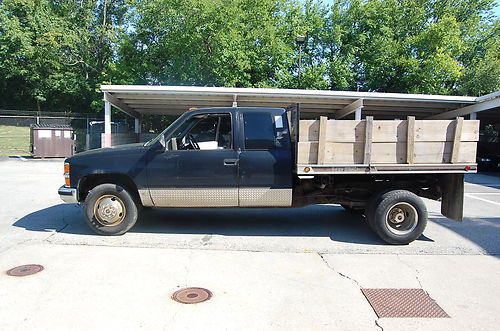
[101,85,499,120]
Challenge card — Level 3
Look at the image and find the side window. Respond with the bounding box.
[180,113,232,150]
[189,117,218,143]
[243,112,275,150]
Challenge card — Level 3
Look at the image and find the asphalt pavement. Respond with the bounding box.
[0,158,499,330]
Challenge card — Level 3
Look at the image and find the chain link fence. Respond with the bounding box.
[0,109,133,155]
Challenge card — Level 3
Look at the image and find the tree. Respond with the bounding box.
[0,0,498,116]
[0,0,127,112]
[319,0,499,95]
[116,0,326,89]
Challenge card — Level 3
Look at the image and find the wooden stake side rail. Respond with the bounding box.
[297,117,479,174]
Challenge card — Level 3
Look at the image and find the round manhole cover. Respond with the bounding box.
[6,264,44,277]
[172,287,212,304]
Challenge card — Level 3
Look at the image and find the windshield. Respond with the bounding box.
[143,113,189,147]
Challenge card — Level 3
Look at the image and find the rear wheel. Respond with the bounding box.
[367,190,427,245]
[84,183,139,235]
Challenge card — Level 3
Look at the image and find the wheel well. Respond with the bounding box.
[78,173,141,203]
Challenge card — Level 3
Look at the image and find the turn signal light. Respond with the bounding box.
[64,163,70,186]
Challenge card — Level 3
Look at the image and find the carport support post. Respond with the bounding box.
[104,101,112,147]
[470,112,477,120]
[355,107,362,120]
[134,117,141,142]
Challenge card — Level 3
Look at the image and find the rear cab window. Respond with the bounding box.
[242,111,289,150]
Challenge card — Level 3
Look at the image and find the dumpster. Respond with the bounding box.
[30,124,75,158]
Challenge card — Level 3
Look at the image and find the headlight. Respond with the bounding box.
[64,162,70,187]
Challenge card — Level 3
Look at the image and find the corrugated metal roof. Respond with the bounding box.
[101,85,499,119]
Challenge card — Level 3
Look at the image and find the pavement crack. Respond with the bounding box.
[184,249,193,286]
[318,253,384,331]
[0,238,35,256]
[317,252,362,288]
[44,221,69,243]
[396,255,425,291]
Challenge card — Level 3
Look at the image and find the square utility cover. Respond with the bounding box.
[361,288,449,318]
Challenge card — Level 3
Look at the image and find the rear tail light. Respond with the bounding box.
[64,163,70,186]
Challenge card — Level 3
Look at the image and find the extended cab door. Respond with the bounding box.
[237,108,293,207]
[146,111,239,207]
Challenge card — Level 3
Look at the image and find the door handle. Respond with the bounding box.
[224,158,238,166]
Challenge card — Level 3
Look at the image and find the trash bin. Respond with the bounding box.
[30,124,75,158]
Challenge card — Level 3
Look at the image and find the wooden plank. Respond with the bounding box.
[372,120,406,142]
[299,120,318,141]
[299,120,365,142]
[451,117,464,164]
[299,119,479,143]
[325,121,364,142]
[413,141,476,163]
[407,116,415,164]
[324,142,364,164]
[317,116,328,164]
[364,116,373,164]
[298,141,477,165]
[371,142,407,164]
[297,142,318,164]
[414,120,478,142]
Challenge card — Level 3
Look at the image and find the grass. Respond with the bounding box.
[0,125,30,156]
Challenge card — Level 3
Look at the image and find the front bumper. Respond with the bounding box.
[58,185,78,203]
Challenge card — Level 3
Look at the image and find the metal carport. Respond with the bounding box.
[100,85,500,147]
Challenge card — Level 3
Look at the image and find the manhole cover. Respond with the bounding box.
[172,287,212,304]
[361,288,449,318]
[6,264,44,277]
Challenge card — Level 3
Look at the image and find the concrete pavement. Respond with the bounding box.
[0,158,499,330]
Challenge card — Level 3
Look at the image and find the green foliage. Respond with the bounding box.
[0,0,127,112]
[0,0,498,115]
[117,0,326,89]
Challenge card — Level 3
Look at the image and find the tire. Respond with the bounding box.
[340,204,364,214]
[365,190,390,229]
[84,183,139,235]
[369,190,427,245]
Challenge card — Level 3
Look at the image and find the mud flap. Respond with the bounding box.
[440,173,464,221]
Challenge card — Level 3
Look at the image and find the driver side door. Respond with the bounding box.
[146,112,239,207]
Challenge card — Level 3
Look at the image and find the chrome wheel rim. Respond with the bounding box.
[384,202,418,235]
[93,195,126,226]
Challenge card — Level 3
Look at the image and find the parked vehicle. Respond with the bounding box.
[477,131,500,171]
[59,107,479,244]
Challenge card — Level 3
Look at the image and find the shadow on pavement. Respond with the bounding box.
[16,203,500,250]
[429,215,500,255]
[12,203,403,245]
[465,171,500,188]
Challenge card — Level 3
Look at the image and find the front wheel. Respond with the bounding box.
[84,183,139,235]
[368,190,427,245]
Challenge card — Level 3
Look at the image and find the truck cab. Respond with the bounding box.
[59,107,294,234]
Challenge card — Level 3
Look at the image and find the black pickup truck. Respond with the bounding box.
[59,107,473,244]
